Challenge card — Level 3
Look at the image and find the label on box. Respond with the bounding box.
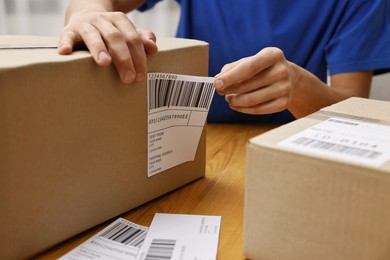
[137,213,221,260]
[278,117,390,167]
[59,218,148,260]
[147,73,215,177]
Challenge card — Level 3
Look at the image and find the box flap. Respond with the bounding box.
[315,97,390,123]
[0,35,59,49]
[0,35,208,69]
[0,35,91,69]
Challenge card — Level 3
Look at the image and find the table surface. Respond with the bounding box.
[35,123,276,259]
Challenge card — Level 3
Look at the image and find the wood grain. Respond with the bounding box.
[34,123,276,259]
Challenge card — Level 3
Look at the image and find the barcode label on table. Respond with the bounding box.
[137,213,221,260]
[145,239,177,260]
[278,117,390,167]
[99,219,147,247]
[59,218,148,260]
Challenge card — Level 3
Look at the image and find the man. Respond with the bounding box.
[58,0,390,123]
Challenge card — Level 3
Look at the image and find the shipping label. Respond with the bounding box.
[147,73,215,177]
[278,117,390,167]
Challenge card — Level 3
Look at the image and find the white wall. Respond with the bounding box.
[128,0,179,37]
[0,0,179,37]
[0,0,69,35]
[370,75,390,101]
[0,0,388,101]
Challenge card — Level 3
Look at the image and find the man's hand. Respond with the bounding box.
[214,47,296,115]
[58,10,157,84]
[214,47,372,118]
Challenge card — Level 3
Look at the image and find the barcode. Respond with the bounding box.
[328,118,358,126]
[99,220,147,248]
[148,78,214,110]
[293,137,382,159]
[145,238,177,260]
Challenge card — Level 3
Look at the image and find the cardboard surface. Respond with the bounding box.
[0,35,209,259]
[244,98,390,260]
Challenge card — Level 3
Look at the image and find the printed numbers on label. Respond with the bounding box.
[148,73,178,81]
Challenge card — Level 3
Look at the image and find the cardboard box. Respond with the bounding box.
[244,97,390,260]
[0,35,209,259]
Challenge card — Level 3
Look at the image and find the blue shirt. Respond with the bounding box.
[140,0,390,123]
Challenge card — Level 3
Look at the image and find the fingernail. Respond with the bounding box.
[215,79,224,89]
[58,43,71,53]
[145,36,155,43]
[58,43,67,50]
[124,71,135,83]
[136,73,145,82]
[98,51,110,62]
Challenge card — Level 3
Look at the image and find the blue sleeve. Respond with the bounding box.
[326,0,390,75]
[138,0,163,12]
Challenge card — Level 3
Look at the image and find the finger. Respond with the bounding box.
[225,81,291,108]
[215,58,245,77]
[58,29,79,55]
[214,56,262,92]
[217,61,291,96]
[215,55,266,90]
[215,48,281,91]
[77,23,112,67]
[216,66,274,96]
[228,95,290,115]
[125,32,147,82]
[136,28,157,43]
[136,28,158,54]
[114,17,148,82]
[97,20,137,83]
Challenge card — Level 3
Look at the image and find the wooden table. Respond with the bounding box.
[35,123,276,259]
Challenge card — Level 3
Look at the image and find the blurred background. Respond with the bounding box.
[0,0,388,101]
[0,0,179,37]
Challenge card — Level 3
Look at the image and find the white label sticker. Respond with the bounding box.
[147,73,215,177]
[59,218,148,260]
[137,213,221,260]
[278,117,390,167]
